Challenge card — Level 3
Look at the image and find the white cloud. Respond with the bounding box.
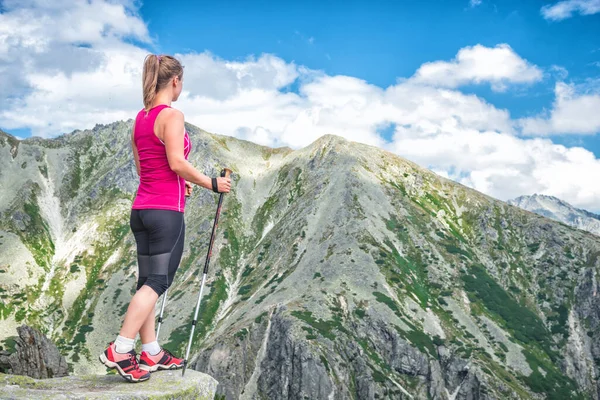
[1,1,600,212]
[470,0,482,7]
[388,126,600,211]
[178,52,299,101]
[0,43,147,135]
[520,82,600,135]
[409,44,543,92]
[0,0,150,133]
[541,0,600,20]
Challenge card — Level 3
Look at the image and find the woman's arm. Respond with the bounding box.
[162,109,230,192]
[131,121,140,176]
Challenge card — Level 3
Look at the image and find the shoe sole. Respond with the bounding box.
[139,362,184,372]
[99,353,150,383]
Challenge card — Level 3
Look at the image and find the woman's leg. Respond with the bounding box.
[138,301,157,344]
[138,216,185,344]
[118,209,157,340]
[135,210,185,345]
[119,286,158,338]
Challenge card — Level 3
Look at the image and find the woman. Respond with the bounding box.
[99,54,231,383]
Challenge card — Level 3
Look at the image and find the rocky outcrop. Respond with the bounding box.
[256,309,335,399]
[0,369,218,399]
[0,325,68,379]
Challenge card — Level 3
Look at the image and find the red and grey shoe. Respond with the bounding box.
[99,342,150,383]
[139,347,184,372]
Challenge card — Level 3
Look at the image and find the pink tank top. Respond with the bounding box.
[132,104,191,212]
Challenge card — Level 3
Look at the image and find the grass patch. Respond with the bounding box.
[445,244,471,259]
[234,328,248,341]
[521,349,583,400]
[291,310,348,341]
[237,285,252,296]
[254,312,268,324]
[241,265,254,278]
[548,303,569,337]
[462,264,552,352]
[354,308,366,319]
[0,336,18,353]
[287,167,304,205]
[372,291,401,316]
[395,326,437,356]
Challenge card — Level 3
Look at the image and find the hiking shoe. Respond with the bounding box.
[139,347,184,372]
[99,342,150,383]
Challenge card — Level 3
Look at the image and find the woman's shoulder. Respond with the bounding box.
[160,106,184,121]
[156,107,185,139]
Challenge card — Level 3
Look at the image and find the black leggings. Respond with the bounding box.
[130,209,185,297]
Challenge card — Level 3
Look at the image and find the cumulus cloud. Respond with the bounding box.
[0,0,150,134]
[409,44,543,92]
[177,52,300,101]
[389,126,600,209]
[520,82,600,135]
[0,0,148,89]
[541,0,600,20]
[1,1,600,212]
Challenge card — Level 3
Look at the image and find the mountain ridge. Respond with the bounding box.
[1,120,599,399]
[509,193,600,237]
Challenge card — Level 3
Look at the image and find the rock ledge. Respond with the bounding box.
[0,370,218,399]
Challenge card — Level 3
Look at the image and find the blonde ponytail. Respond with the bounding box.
[142,54,159,111]
[141,54,184,112]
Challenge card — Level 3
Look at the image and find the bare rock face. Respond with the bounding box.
[0,325,69,379]
[255,308,335,400]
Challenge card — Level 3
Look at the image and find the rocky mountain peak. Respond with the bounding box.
[1,121,599,399]
[509,193,600,236]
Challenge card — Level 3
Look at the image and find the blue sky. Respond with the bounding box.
[1,0,599,211]
[141,0,599,163]
[139,0,600,114]
[143,0,600,167]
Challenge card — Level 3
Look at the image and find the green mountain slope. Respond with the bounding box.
[1,123,599,399]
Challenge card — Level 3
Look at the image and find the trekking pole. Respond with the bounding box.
[155,289,167,341]
[182,167,232,377]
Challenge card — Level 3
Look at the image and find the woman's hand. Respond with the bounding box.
[217,177,231,193]
[185,181,193,197]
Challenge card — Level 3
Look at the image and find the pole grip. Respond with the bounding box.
[221,168,232,178]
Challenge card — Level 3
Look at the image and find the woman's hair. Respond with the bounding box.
[142,54,184,111]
